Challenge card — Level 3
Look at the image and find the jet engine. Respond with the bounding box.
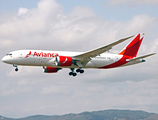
[55,56,73,66]
[43,66,60,73]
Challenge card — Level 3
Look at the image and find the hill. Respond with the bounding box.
[1,109,157,120]
[144,114,158,120]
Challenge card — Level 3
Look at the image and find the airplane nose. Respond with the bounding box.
[2,56,15,64]
[2,56,6,62]
[2,56,9,63]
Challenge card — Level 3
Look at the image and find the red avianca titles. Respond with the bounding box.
[2,33,156,76]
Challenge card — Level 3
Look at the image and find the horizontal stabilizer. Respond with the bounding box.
[128,53,156,62]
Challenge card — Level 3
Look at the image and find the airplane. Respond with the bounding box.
[2,33,156,77]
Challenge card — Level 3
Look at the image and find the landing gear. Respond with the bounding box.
[13,64,18,72]
[69,72,77,77]
[69,68,77,77]
[15,68,18,72]
[69,68,84,77]
[76,69,84,74]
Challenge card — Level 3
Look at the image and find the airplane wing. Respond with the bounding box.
[73,35,134,67]
[128,53,156,62]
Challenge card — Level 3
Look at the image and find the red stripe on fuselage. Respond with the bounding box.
[99,55,132,69]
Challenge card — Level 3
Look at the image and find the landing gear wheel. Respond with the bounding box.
[15,68,18,72]
[76,69,84,74]
[76,69,80,73]
[69,72,77,77]
[73,73,77,77]
[80,70,84,74]
[69,68,78,77]
[69,72,73,76]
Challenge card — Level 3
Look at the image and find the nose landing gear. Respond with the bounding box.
[13,64,18,72]
[15,68,18,72]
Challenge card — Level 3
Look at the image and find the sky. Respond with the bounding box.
[0,0,158,118]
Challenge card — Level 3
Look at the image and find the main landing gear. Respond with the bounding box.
[76,69,84,74]
[69,68,84,77]
[69,71,77,76]
[13,64,18,72]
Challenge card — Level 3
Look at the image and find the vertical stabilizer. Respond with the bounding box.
[119,33,144,57]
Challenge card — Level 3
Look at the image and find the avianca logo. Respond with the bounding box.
[25,51,31,58]
[62,58,67,64]
[25,51,59,58]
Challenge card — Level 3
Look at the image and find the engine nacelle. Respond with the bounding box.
[43,66,60,73]
[55,56,73,66]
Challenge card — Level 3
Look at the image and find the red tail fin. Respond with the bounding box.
[119,33,143,57]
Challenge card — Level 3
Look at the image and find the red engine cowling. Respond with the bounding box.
[55,56,73,66]
[43,66,60,73]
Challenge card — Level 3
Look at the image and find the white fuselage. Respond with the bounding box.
[2,50,142,69]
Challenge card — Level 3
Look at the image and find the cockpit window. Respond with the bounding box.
[6,53,12,56]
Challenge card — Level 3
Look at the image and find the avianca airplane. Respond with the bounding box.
[2,33,156,77]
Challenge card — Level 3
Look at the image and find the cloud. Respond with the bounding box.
[106,0,158,5]
[0,39,14,49]
[0,0,158,118]
[0,0,157,52]
[18,8,28,15]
